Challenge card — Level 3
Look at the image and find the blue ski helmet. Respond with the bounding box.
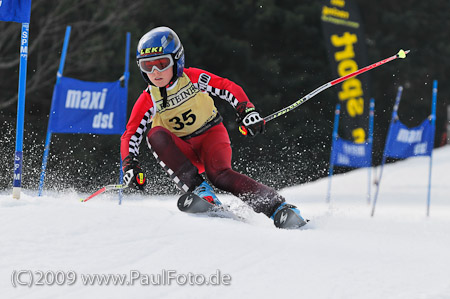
[136,26,185,85]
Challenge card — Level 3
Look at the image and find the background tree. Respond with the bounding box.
[1,0,448,193]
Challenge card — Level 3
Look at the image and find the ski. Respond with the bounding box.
[273,208,309,229]
[177,192,216,213]
[177,193,244,221]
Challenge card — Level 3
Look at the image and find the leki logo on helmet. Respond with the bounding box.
[136,173,145,185]
[140,47,163,56]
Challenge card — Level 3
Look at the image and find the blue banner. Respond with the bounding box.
[0,0,31,23]
[48,76,127,135]
[331,137,372,168]
[385,118,434,158]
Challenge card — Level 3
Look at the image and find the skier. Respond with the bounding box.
[120,26,307,229]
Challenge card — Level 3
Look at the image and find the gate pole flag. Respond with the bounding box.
[0,0,31,23]
[326,98,374,203]
[427,80,438,216]
[371,86,403,217]
[38,26,72,196]
[0,0,33,199]
[371,83,436,217]
[367,98,375,203]
[326,103,341,203]
[38,28,129,196]
[118,32,131,205]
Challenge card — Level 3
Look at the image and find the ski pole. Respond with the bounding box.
[80,184,128,202]
[239,49,409,135]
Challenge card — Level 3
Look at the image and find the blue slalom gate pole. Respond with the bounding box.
[12,23,30,199]
[119,32,130,205]
[123,32,131,86]
[367,98,375,204]
[427,80,437,216]
[38,26,71,196]
[371,86,403,216]
[326,104,340,203]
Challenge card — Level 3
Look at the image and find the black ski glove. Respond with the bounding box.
[236,102,265,136]
[122,155,147,190]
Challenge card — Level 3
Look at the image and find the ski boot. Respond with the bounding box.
[193,181,222,206]
[271,203,308,229]
[177,181,222,213]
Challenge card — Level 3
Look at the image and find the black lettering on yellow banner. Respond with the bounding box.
[321,0,371,143]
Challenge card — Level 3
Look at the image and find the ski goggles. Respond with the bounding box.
[138,54,174,74]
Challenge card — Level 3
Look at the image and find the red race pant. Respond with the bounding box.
[146,123,284,216]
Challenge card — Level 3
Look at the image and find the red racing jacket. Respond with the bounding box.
[120,67,255,160]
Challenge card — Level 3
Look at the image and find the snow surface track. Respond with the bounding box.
[1,146,450,299]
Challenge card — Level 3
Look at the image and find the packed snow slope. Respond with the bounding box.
[1,146,450,299]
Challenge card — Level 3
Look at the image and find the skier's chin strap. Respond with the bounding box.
[159,76,178,108]
[159,87,168,108]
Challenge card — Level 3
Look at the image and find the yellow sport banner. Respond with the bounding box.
[321,0,371,143]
